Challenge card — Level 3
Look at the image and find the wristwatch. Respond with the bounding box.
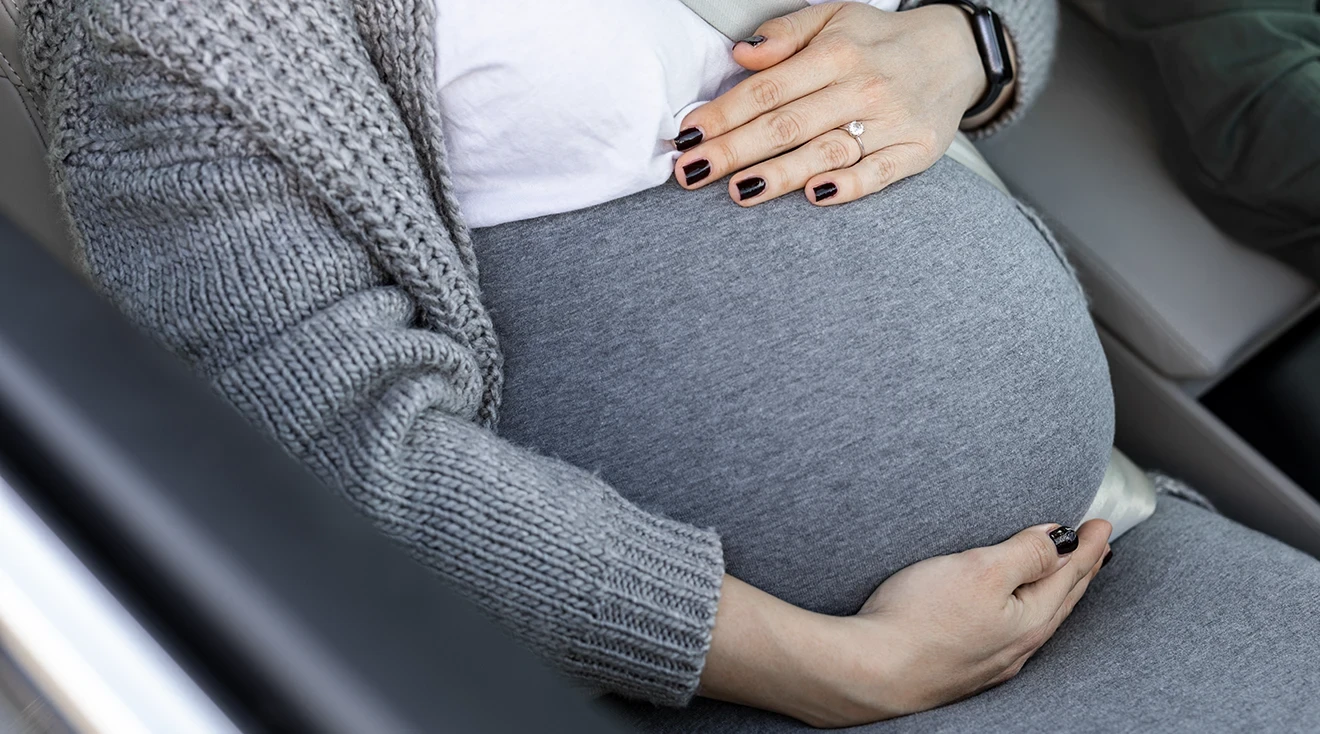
[918,0,1015,119]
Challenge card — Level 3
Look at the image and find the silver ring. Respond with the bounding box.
[840,120,866,158]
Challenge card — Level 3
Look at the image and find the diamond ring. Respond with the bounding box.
[839,120,866,158]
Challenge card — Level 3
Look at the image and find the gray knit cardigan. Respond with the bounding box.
[22,0,1057,706]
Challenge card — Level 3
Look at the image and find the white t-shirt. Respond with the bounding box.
[434,0,898,228]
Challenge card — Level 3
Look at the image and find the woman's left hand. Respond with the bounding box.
[673,3,1006,207]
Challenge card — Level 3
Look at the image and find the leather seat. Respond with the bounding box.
[1,0,73,258]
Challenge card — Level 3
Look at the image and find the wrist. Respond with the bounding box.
[789,615,907,727]
[698,577,865,726]
[920,4,990,114]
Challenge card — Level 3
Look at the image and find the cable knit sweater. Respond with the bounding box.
[22,0,1057,706]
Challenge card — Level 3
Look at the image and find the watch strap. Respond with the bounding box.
[918,0,1016,119]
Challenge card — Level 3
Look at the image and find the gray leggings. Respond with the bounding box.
[472,160,1320,729]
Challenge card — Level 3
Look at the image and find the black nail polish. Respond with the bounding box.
[683,160,711,186]
[739,35,767,47]
[674,128,703,151]
[813,182,838,201]
[1102,549,1114,568]
[737,177,766,200]
[1049,526,1078,555]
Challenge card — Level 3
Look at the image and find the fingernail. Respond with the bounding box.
[1049,526,1078,555]
[1102,549,1114,568]
[739,35,767,47]
[737,177,766,200]
[674,127,703,151]
[683,160,711,185]
[813,182,838,201]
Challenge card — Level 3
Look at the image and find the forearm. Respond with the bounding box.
[700,576,873,728]
[217,307,727,703]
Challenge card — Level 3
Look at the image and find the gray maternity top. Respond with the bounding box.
[473,158,1115,616]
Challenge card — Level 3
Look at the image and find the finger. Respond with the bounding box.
[731,4,845,71]
[805,142,937,205]
[729,128,882,206]
[1015,519,1111,621]
[963,522,1076,593]
[1043,544,1108,633]
[676,87,856,190]
[676,48,846,160]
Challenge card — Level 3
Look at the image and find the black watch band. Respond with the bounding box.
[918,0,1015,119]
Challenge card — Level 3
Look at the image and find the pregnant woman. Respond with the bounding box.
[22,0,1320,729]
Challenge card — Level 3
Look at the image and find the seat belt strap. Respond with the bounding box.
[676,0,809,40]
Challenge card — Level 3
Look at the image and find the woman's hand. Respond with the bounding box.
[700,520,1111,728]
[673,3,1015,207]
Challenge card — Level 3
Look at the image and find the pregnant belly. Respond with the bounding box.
[473,159,1114,615]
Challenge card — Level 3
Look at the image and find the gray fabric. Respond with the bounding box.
[22,0,1070,709]
[608,494,1320,732]
[22,0,725,706]
[473,159,1113,616]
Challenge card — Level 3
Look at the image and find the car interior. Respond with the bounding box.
[3,0,1320,730]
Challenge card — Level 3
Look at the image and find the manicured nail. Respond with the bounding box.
[813,182,838,201]
[674,127,703,151]
[737,177,766,200]
[1049,526,1078,555]
[1102,549,1114,568]
[683,160,711,185]
[739,35,767,47]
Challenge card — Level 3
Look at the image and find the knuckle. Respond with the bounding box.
[869,154,899,187]
[766,110,804,147]
[816,33,858,65]
[1062,594,1080,617]
[1020,625,1051,653]
[749,77,784,110]
[857,76,888,108]
[819,138,855,170]
[713,139,740,169]
[1026,536,1058,573]
[762,16,794,40]
[1071,558,1097,585]
[701,107,729,136]
[913,129,942,159]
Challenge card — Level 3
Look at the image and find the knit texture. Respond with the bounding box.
[23,0,724,705]
[21,0,1058,707]
[902,0,1060,139]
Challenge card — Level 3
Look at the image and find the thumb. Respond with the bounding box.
[732,3,843,71]
[984,524,1079,590]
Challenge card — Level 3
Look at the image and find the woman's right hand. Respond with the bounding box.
[700,520,1112,728]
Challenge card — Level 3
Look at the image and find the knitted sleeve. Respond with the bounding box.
[23,0,724,706]
[902,0,1060,139]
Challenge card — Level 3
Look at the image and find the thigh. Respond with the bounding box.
[607,496,1320,732]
